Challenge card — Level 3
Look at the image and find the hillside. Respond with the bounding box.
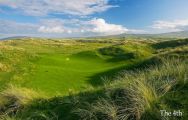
[0,38,187,120]
[1,30,188,41]
[159,31,188,38]
[109,31,188,39]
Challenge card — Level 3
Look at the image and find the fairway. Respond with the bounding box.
[25,52,128,95]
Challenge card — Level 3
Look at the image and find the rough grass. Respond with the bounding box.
[73,58,187,120]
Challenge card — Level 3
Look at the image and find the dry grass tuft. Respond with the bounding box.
[0,85,45,116]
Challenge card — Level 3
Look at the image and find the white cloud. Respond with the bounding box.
[0,18,145,38]
[88,18,128,35]
[38,26,65,33]
[0,0,117,16]
[151,19,188,32]
[0,19,39,34]
[67,30,72,34]
[37,18,129,35]
[37,19,75,34]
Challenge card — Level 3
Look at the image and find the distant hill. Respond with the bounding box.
[0,36,29,40]
[0,31,188,40]
[113,31,188,38]
[158,31,188,38]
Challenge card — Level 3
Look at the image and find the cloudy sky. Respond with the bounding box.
[0,0,188,38]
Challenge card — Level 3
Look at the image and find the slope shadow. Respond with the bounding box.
[70,51,99,59]
[98,45,136,62]
[152,38,188,49]
[87,57,162,87]
[106,52,136,62]
[14,89,106,120]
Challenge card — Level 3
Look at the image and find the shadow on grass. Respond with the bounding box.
[152,38,188,49]
[7,72,187,120]
[98,45,136,62]
[15,89,107,120]
[106,52,136,62]
[70,51,99,60]
[87,56,162,87]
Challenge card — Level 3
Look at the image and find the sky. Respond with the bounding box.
[0,0,188,38]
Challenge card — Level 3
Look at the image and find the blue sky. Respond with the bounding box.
[0,0,188,38]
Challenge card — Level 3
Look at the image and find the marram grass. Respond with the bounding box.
[74,58,187,120]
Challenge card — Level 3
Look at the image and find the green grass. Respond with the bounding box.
[24,53,129,95]
[0,38,187,120]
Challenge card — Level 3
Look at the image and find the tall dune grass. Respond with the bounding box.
[74,58,187,120]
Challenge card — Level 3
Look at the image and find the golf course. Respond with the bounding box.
[1,0,188,119]
[0,37,187,120]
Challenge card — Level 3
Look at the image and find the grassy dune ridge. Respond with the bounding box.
[0,38,187,120]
